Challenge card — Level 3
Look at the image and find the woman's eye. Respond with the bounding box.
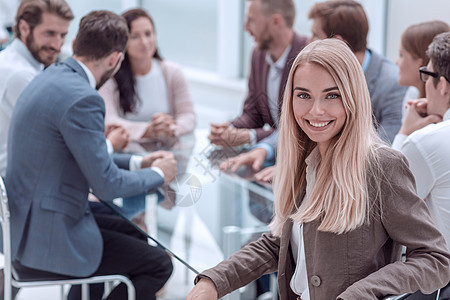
[326,93,340,99]
[297,93,310,99]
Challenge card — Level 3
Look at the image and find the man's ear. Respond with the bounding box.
[18,19,30,42]
[439,76,450,97]
[272,13,283,27]
[108,51,122,68]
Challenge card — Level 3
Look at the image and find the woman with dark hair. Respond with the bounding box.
[99,8,196,141]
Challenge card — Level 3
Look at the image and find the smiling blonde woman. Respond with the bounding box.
[186,39,450,300]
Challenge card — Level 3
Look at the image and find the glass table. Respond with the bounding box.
[122,128,275,299]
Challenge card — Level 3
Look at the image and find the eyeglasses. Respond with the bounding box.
[419,66,450,83]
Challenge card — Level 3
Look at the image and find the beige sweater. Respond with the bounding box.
[99,60,196,141]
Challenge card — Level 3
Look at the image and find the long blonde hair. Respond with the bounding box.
[270,39,383,236]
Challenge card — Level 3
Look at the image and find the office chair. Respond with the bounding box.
[0,176,135,300]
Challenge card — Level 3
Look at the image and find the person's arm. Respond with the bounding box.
[376,83,405,144]
[208,123,252,147]
[99,79,149,141]
[338,151,450,299]
[230,49,274,142]
[392,99,441,151]
[163,62,196,136]
[257,130,278,161]
[189,232,281,299]
[114,151,177,186]
[60,94,165,201]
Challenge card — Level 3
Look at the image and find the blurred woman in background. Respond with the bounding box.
[100,8,196,142]
[397,20,449,99]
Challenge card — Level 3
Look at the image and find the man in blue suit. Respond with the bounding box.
[5,10,176,300]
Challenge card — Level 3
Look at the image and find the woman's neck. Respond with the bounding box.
[130,57,152,76]
[416,83,426,98]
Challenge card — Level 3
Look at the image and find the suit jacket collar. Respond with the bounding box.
[261,33,308,124]
[62,57,90,84]
[278,33,308,106]
[364,48,381,91]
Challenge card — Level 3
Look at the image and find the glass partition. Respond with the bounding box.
[141,0,218,72]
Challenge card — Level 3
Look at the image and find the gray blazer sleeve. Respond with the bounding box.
[111,153,131,170]
[365,51,407,144]
[59,94,164,201]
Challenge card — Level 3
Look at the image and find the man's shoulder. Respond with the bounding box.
[250,46,266,63]
[410,120,450,141]
[405,120,450,155]
[366,49,406,101]
[0,49,38,78]
[292,32,308,51]
[367,50,399,81]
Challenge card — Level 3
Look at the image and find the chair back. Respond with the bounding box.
[0,176,13,299]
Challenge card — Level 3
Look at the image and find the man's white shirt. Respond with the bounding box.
[392,109,450,249]
[76,59,164,178]
[0,39,44,176]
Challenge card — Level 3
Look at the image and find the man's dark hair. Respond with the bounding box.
[427,31,450,87]
[250,0,296,29]
[14,0,74,39]
[72,10,129,61]
[308,0,368,52]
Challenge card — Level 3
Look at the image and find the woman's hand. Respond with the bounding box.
[106,125,130,151]
[143,113,176,138]
[186,278,218,300]
[399,98,442,135]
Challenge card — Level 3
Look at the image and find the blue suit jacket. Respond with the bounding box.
[365,49,407,143]
[5,58,164,277]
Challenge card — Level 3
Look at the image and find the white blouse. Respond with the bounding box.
[124,58,169,122]
[289,147,321,299]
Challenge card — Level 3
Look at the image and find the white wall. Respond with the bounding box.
[385,0,450,62]
[62,0,450,130]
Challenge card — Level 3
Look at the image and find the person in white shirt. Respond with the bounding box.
[0,0,129,177]
[0,0,73,177]
[392,32,450,253]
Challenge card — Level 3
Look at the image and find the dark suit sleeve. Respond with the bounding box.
[59,94,164,201]
[195,232,280,298]
[231,50,274,142]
